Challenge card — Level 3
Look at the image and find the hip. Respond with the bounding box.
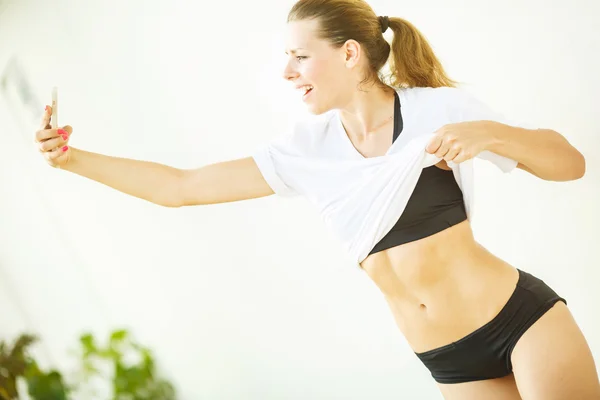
[360,220,525,352]
[415,268,566,384]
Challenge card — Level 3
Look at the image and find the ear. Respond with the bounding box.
[342,39,361,68]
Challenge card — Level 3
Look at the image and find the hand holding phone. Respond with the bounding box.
[35,87,73,168]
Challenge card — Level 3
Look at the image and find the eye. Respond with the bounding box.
[296,56,308,61]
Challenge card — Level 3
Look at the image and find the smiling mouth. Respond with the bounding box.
[298,85,314,99]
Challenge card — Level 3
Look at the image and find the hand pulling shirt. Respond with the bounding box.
[252,86,525,266]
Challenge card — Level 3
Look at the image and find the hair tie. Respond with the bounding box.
[378,16,389,33]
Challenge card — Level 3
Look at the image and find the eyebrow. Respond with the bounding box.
[285,48,305,55]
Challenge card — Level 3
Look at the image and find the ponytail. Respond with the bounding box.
[386,17,457,88]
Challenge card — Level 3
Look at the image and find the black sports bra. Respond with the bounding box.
[368,91,467,256]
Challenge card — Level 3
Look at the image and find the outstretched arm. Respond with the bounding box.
[62,150,274,207]
[36,107,275,207]
[177,157,275,206]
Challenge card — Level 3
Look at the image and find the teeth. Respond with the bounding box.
[302,85,313,95]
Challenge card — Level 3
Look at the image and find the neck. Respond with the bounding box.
[337,84,396,142]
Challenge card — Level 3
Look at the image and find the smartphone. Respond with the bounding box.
[51,86,58,129]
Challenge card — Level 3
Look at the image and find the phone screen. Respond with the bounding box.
[51,87,58,129]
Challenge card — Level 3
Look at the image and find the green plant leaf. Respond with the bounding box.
[0,333,40,399]
[79,334,96,356]
[26,370,68,400]
[110,330,128,343]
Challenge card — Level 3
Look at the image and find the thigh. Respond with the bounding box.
[511,301,600,400]
[437,374,521,400]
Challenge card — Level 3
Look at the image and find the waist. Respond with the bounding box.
[361,219,488,292]
[360,220,518,351]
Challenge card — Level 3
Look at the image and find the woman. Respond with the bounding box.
[35,0,598,399]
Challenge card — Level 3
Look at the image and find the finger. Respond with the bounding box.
[426,134,443,154]
[38,134,67,152]
[434,138,452,159]
[61,125,73,135]
[35,127,68,144]
[44,146,69,163]
[40,106,52,130]
[35,128,57,143]
[443,145,461,162]
[452,150,473,164]
[39,136,64,153]
[43,126,72,137]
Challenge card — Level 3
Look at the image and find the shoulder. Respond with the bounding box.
[263,110,337,156]
[394,86,481,132]
[401,85,508,124]
[293,110,336,139]
[399,86,476,108]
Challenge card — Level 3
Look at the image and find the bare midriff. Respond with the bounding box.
[360,219,520,354]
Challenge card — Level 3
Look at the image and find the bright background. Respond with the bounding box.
[1,0,598,398]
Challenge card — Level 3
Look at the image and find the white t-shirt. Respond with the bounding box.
[252,86,524,265]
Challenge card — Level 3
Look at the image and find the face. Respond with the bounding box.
[283,19,362,115]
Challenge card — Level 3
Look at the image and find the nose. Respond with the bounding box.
[282,60,299,81]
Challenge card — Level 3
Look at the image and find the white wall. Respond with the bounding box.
[0,0,598,399]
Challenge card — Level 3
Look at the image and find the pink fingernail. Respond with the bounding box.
[62,146,69,152]
[58,129,67,135]
[61,135,68,140]
[45,106,50,112]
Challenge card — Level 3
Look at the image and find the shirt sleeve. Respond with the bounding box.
[251,129,301,197]
[447,87,536,173]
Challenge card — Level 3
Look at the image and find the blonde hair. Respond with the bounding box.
[287,0,457,89]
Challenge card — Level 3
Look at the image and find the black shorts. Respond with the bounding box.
[414,269,566,384]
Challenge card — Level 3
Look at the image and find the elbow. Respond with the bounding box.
[156,195,183,208]
[525,131,585,182]
[554,131,586,181]
[571,150,586,180]
[160,169,187,208]
[161,200,183,208]
[557,147,586,182]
